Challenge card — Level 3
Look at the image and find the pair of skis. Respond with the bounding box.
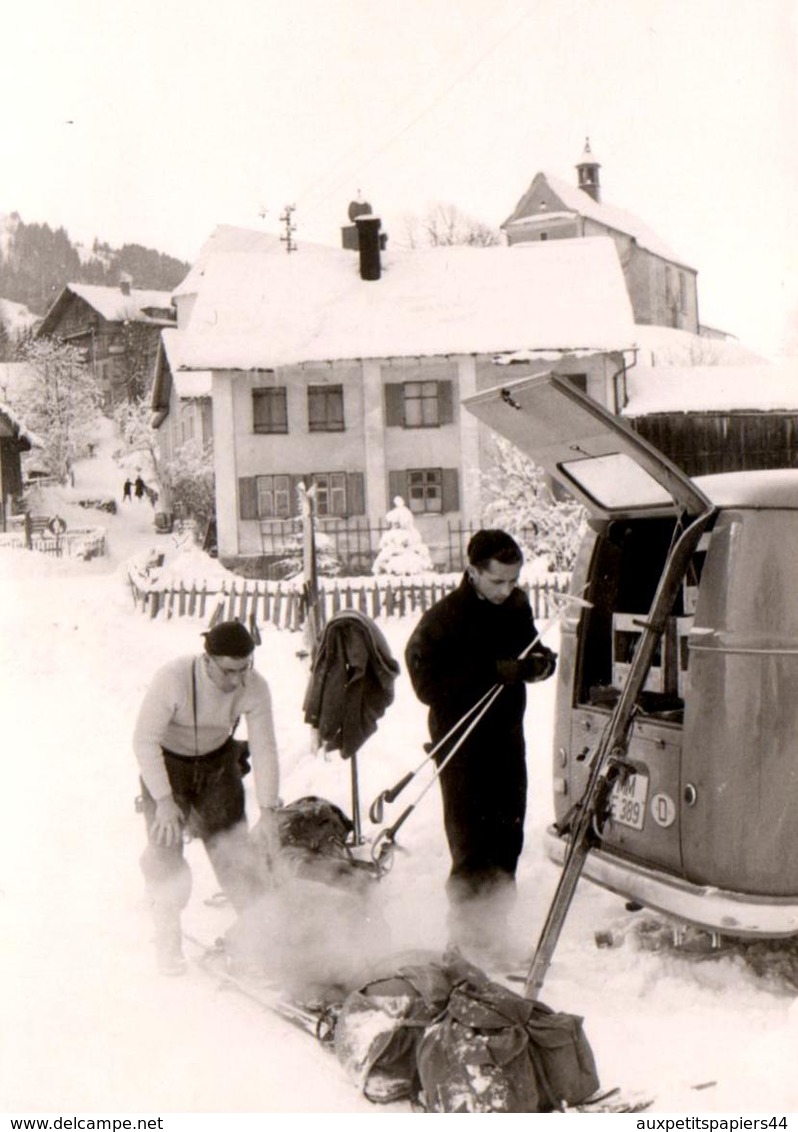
[183,931,339,1044]
[523,508,714,1000]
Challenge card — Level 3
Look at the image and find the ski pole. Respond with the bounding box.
[368,683,499,824]
[371,680,506,869]
[368,588,592,825]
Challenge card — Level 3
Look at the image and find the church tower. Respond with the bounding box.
[576,137,601,202]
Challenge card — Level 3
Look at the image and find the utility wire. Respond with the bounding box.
[295,4,536,220]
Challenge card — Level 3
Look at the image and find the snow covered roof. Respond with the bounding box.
[622,361,798,414]
[0,400,39,449]
[175,235,637,370]
[499,327,767,369]
[152,329,212,407]
[67,282,175,321]
[503,172,691,268]
[173,366,211,398]
[630,325,767,366]
[172,225,284,299]
[38,284,176,337]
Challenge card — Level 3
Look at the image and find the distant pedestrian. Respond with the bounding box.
[145,485,159,508]
[123,478,133,502]
[134,475,146,501]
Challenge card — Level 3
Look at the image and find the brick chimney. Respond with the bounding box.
[119,272,133,296]
[355,215,384,281]
[342,199,372,251]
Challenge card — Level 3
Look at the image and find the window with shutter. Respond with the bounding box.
[388,469,406,503]
[255,474,291,518]
[238,477,258,520]
[346,472,365,515]
[441,468,460,513]
[312,472,348,517]
[407,468,443,513]
[384,384,405,427]
[437,381,454,424]
[308,385,344,431]
[404,380,440,427]
[253,388,288,433]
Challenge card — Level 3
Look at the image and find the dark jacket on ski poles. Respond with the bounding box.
[405,572,553,900]
[303,609,400,757]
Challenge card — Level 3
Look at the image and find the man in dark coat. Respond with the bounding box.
[405,530,556,960]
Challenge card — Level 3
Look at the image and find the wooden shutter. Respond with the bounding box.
[346,472,365,516]
[238,476,258,520]
[384,383,405,427]
[441,468,460,513]
[388,469,406,504]
[437,381,454,425]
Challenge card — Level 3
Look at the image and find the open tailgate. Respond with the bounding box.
[463,372,711,519]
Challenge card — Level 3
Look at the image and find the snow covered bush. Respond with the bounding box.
[160,439,216,534]
[481,437,586,573]
[270,521,341,580]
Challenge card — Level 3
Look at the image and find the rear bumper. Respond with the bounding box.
[544,826,798,938]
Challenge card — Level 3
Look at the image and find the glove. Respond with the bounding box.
[496,648,557,685]
[529,646,557,682]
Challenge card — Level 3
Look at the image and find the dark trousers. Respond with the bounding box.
[139,740,262,919]
[436,735,526,950]
[437,736,527,900]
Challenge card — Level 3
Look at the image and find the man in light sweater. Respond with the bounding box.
[133,620,282,974]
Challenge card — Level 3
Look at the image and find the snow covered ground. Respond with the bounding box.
[2,423,798,1118]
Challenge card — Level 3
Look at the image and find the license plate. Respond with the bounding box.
[610,772,649,831]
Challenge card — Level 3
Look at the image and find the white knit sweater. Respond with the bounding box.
[132,654,279,807]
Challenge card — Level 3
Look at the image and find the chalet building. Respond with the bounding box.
[502,141,701,336]
[156,222,642,572]
[37,278,176,407]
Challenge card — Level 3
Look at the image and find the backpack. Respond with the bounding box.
[276,795,372,892]
[334,962,453,1104]
[415,962,599,1113]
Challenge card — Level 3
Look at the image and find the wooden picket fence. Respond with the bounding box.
[0,525,106,559]
[126,572,566,629]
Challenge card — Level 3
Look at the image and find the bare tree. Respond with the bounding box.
[400,201,501,249]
